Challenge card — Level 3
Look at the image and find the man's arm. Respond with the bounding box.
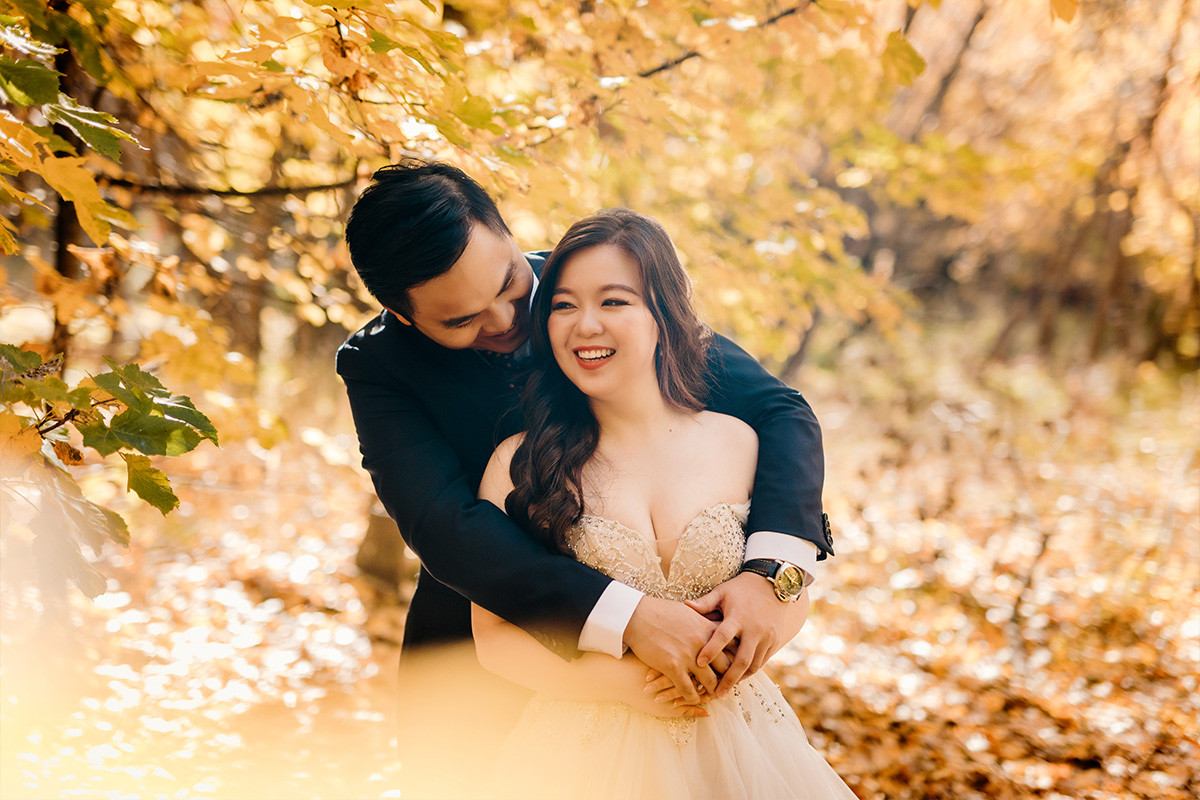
[705,333,830,557]
[690,333,832,693]
[337,336,609,657]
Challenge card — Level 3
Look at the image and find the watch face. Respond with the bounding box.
[775,565,804,598]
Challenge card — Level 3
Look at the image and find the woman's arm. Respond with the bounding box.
[473,438,707,718]
[472,603,707,717]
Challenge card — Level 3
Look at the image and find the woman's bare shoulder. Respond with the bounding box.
[493,432,526,465]
[696,410,758,450]
[480,433,526,506]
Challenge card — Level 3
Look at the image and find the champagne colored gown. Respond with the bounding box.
[489,502,859,800]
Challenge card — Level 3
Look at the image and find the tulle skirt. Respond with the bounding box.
[488,672,859,800]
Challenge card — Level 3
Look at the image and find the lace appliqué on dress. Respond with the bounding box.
[566,502,748,603]
[562,502,751,746]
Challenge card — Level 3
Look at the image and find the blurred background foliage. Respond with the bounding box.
[1,0,1197,798]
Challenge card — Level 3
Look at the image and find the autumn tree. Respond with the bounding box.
[3,0,1195,606]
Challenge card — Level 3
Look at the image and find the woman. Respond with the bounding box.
[473,209,856,799]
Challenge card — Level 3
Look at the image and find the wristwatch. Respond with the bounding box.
[740,559,807,602]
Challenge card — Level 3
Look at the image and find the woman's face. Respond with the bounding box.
[547,244,660,401]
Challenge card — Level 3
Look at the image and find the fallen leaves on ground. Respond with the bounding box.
[1,334,1196,799]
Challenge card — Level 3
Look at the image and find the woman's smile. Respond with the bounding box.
[573,347,616,369]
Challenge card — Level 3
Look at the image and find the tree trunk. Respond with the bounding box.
[1085,16,1178,360]
[985,294,1031,363]
[1088,203,1137,359]
[780,308,822,382]
[225,153,288,359]
[48,38,86,367]
[1034,206,1100,356]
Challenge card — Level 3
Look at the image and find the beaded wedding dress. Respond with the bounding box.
[489,502,859,800]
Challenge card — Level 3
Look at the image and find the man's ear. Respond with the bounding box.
[384,306,413,326]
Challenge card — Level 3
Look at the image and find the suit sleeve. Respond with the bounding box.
[336,339,611,658]
[705,334,832,559]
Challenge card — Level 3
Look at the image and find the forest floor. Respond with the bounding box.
[1,323,1197,800]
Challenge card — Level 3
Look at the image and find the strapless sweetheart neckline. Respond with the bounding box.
[575,501,750,583]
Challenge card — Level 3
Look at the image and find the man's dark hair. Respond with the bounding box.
[344,160,511,319]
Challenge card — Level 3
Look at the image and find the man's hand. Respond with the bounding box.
[623,595,720,704]
[686,571,791,697]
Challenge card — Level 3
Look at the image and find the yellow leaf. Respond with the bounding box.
[0,410,41,475]
[881,31,925,87]
[319,32,360,82]
[1049,0,1077,22]
[0,218,16,255]
[39,156,110,244]
[224,44,278,64]
[39,156,103,206]
[0,173,43,206]
[0,112,45,172]
[305,100,352,145]
[0,411,21,438]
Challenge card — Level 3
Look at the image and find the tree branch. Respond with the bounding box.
[638,1,816,79]
[98,176,358,198]
[911,1,989,142]
[36,410,78,436]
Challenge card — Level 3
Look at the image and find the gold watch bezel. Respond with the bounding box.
[773,563,805,602]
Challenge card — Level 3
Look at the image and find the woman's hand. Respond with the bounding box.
[643,647,734,705]
[609,655,711,718]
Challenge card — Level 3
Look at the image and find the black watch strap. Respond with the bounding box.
[740,558,780,580]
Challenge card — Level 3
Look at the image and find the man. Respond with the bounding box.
[336,160,833,792]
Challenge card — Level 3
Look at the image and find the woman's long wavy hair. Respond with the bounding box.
[507,209,712,553]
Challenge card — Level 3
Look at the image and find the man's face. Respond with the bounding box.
[394,223,534,353]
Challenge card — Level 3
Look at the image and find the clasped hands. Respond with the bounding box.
[622,572,789,717]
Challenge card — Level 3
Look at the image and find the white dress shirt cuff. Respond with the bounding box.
[578,580,644,659]
[744,532,819,586]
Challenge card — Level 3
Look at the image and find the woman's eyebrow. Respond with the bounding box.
[553,283,639,296]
